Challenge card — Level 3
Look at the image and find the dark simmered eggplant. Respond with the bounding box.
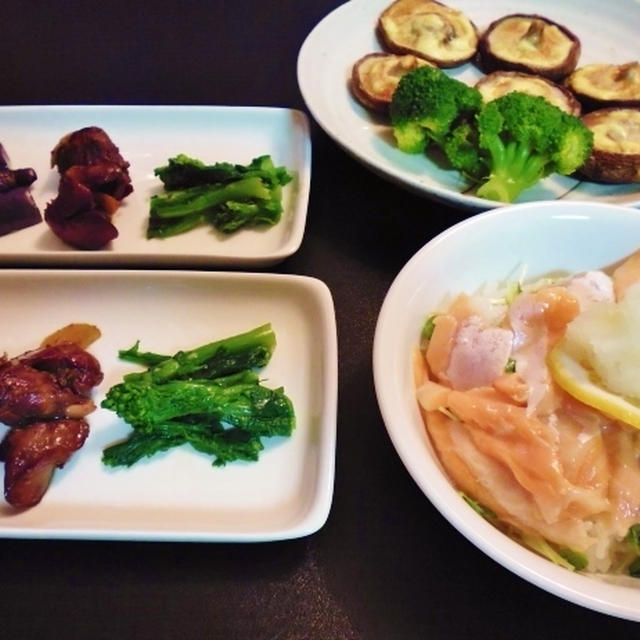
[566,62,640,112]
[579,107,640,183]
[350,52,434,112]
[0,143,42,237]
[377,0,478,68]
[477,14,580,81]
[475,71,581,116]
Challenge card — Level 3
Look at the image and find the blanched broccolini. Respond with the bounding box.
[148,154,293,237]
[103,377,294,434]
[101,323,295,468]
[102,422,264,468]
[119,323,276,383]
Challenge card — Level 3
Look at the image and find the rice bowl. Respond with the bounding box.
[373,200,640,620]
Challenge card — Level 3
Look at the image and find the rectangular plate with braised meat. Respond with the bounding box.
[0,105,311,267]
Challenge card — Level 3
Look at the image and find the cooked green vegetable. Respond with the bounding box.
[389,67,594,202]
[103,377,293,434]
[120,322,276,383]
[389,65,482,154]
[420,314,438,344]
[626,523,640,554]
[475,92,593,203]
[147,154,293,237]
[101,323,295,468]
[520,533,585,572]
[460,492,496,521]
[102,421,265,468]
[557,548,589,572]
[625,523,640,576]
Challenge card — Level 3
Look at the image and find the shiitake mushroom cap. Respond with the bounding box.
[475,70,581,116]
[377,0,478,68]
[579,107,640,183]
[350,52,434,112]
[477,14,580,81]
[566,62,640,112]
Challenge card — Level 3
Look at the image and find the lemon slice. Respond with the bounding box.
[548,344,640,430]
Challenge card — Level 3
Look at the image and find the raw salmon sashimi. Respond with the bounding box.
[415,251,640,575]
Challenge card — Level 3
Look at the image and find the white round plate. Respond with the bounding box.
[298,0,640,210]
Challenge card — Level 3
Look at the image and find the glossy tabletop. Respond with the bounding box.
[1,1,639,638]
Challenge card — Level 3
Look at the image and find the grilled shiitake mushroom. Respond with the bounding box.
[377,0,478,68]
[566,62,640,112]
[579,107,640,183]
[477,14,580,81]
[475,71,581,116]
[350,53,434,112]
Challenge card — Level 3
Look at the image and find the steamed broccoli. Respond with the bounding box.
[148,155,292,237]
[100,324,295,468]
[388,67,594,202]
[442,120,485,180]
[475,92,594,203]
[389,65,482,154]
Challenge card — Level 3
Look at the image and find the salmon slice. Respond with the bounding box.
[425,407,600,551]
[612,249,640,301]
[425,314,457,381]
[601,422,640,535]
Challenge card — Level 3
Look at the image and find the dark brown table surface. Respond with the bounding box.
[1,1,638,638]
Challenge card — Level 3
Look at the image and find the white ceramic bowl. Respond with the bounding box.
[373,201,640,621]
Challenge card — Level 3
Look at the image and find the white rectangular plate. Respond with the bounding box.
[0,270,337,541]
[0,105,311,267]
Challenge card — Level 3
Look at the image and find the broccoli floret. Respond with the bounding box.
[389,66,482,154]
[475,92,594,203]
[442,120,485,180]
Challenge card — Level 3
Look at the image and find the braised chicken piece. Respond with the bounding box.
[0,361,96,427]
[0,418,89,508]
[17,341,104,396]
[0,336,102,508]
[44,172,121,250]
[45,126,133,250]
[50,126,131,175]
[63,163,133,202]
